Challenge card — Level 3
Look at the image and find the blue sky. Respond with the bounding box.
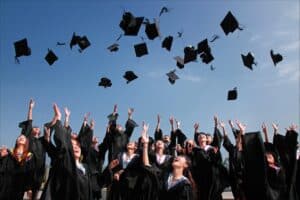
[0,0,299,148]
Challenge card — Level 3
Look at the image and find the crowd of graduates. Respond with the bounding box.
[0,99,299,200]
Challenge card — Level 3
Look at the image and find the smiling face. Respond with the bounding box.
[185,140,195,154]
[17,135,27,145]
[198,134,207,147]
[71,138,81,160]
[126,141,136,151]
[172,156,188,169]
[265,152,275,165]
[155,140,165,151]
[206,135,212,145]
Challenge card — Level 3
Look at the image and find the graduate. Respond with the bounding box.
[40,104,92,200]
[18,99,46,200]
[0,134,36,200]
[141,122,194,200]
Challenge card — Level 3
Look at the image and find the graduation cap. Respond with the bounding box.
[200,51,214,64]
[14,38,31,63]
[107,43,119,52]
[197,39,210,54]
[134,42,148,57]
[119,12,144,36]
[98,77,112,88]
[227,87,238,100]
[145,19,160,40]
[166,70,179,84]
[70,33,91,52]
[123,71,138,84]
[270,50,283,66]
[184,46,197,64]
[162,36,173,51]
[45,49,58,66]
[174,56,184,69]
[70,32,80,49]
[241,52,257,70]
[220,11,243,35]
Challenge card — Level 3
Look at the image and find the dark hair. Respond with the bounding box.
[182,156,197,191]
[13,135,30,165]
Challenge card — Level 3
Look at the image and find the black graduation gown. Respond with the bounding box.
[0,151,35,200]
[101,119,136,163]
[222,135,245,199]
[19,119,46,191]
[40,120,92,200]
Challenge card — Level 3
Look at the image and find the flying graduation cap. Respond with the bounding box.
[70,33,91,52]
[220,11,243,35]
[45,49,58,66]
[107,43,119,52]
[241,52,257,70]
[270,50,283,66]
[174,56,184,69]
[119,12,144,36]
[145,19,160,40]
[227,87,238,100]
[197,39,214,64]
[134,42,148,57]
[98,77,112,88]
[162,36,173,51]
[166,70,179,84]
[123,71,138,84]
[14,38,31,63]
[184,46,197,64]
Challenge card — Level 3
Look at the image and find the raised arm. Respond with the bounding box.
[220,121,234,154]
[236,121,246,151]
[154,114,163,140]
[169,116,175,132]
[141,122,150,166]
[64,107,71,128]
[193,122,200,144]
[261,122,269,143]
[272,123,279,135]
[27,98,34,120]
[211,115,222,148]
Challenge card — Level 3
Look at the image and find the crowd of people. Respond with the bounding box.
[0,99,299,200]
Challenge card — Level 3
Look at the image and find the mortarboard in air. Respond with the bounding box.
[14,38,31,63]
[197,39,210,54]
[200,51,214,64]
[162,36,173,51]
[145,19,160,40]
[123,71,138,84]
[77,36,90,52]
[134,42,148,57]
[166,70,179,84]
[98,77,112,88]
[220,11,243,35]
[241,52,256,70]
[45,49,58,66]
[270,50,283,66]
[70,32,80,49]
[174,56,184,69]
[227,87,238,100]
[119,12,144,36]
[184,46,197,64]
[107,43,119,52]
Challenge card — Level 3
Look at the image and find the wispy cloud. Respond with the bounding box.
[180,74,202,83]
[278,40,300,53]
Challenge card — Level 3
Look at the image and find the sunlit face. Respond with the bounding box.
[31,127,40,137]
[172,156,188,169]
[127,142,136,151]
[17,135,27,145]
[206,135,212,145]
[266,153,275,165]
[198,134,207,147]
[71,139,81,160]
[155,140,165,150]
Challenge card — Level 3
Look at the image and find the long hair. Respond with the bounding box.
[183,155,196,191]
[12,135,31,165]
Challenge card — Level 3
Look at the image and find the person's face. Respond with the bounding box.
[17,135,27,145]
[266,153,275,165]
[206,135,212,145]
[163,135,170,143]
[172,156,188,169]
[31,127,40,137]
[116,124,123,132]
[71,139,81,160]
[185,140,194,153]
[127,142,136,151]
[155,140,165,150]
[198,134,207,146]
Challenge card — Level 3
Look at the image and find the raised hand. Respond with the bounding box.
[236,121,246,135]
[194,122,199,131]
[287,123,298,131]
[228,120,234,128]
[219,121,226,129]
[90,119,95,130]
[141,122,149,144]
[272,123,279,134]
[214,115,218,127]
[157,114,161,124]
[169,116,174,125]
[83,112,90,122]
[53,103,61,120]
[262,123,268,134]
[64,107,71,117]
[175,119,181,129]
[128,108,134,118]
[29,98,35,109]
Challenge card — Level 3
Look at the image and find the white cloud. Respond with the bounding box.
[279,40,300,53]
